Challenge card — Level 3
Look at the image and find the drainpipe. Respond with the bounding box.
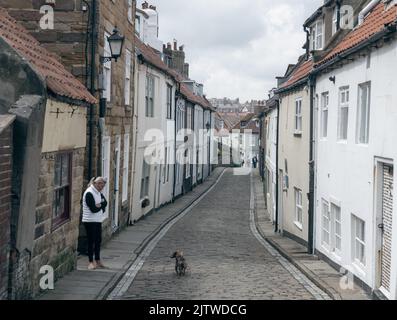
[88,0,97,179]
[308,75,316,254]
[275,99,280,233]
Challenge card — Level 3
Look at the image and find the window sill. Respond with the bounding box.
[51,217,71,232]
[294,221,303,231]
[337,140,348,144]
[351,261,366,277]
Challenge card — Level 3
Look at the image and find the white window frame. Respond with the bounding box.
[125,49,132,106]
[321,92,329,138]
[122,134,130,202]
[333,203,342,253]
[332,7,339,35]
[145,74,155,117]
[352,214,366,267]
[103,31,112,102]
[166,84,173,119]
[127,0,133,24]
[185,149,191,178]
[321,199,331,248]
[356,82,371,144]
[140,159,150,200]
[295,98,302,134]
[294,188,303,229]
[338,87,350,141]
[311,19,324,50]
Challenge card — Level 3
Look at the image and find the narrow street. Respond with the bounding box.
[117,169,326,300]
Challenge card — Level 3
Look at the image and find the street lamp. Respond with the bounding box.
[100,28,125,63]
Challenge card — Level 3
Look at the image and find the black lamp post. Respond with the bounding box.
[100,28,125,63]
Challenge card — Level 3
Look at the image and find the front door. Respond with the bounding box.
[112,135,121,231]
[377,163,394,296]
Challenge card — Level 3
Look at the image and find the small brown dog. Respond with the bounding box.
[170,250,187,276]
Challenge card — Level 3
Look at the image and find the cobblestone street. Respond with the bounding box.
[121,169,324,300]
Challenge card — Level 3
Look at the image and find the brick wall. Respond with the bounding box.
[2,0,90,86]
[0,124,13,300]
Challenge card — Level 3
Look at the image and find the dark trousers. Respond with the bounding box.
[84,222,102,263]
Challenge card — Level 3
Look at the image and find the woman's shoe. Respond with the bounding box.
[95,261,107,269]
[88,262,96,270]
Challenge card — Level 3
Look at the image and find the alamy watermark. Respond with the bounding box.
[39,265,54,290]
[39,5,54,30]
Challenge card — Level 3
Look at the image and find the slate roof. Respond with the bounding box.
[0,8,96,105]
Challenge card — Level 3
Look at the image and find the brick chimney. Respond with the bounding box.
[173,39,177,51]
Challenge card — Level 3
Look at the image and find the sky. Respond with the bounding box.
[137,0,323,102]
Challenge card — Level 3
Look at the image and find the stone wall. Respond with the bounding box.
[29,148,85,297]
[0,123,13,300]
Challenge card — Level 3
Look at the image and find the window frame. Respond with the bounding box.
[352,215,366,267]
[294,98,303,134]
[145,74,155,117]
[166,84,173,119]
[294,188,303,229]
[356,82,371,145]
[122,134,130,203]
[321,92,329,138]
[52,152,72,230]
[311,19,324,51]
[332,6,339,35]
[321,199,331,248]
[127,0,133,24]
[103,31,112,102]
[125,49,132,106]
[140,159,150,200]
[338,86,350,141]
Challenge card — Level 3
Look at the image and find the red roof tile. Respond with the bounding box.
[0,8,96,105]
[316,3,397,67]
[279,59,313,90]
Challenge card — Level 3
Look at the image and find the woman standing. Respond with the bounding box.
[82,177,108,270]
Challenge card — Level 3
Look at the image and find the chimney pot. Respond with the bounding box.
[149,5,157,11]
[173,40,177,51]
[142,1,149,9]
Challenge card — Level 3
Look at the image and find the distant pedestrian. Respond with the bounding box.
[252,156,258,168]
[82,177,108,270]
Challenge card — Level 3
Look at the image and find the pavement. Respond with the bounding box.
[251,169,371,300]
[119,168,327,300]
[38,167,372,300]
[38,167,226,300]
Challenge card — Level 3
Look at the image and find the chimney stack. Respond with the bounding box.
[179,45,184,52]
[167,42,172,50]
[173,39,177,51]
[142,1,149,9]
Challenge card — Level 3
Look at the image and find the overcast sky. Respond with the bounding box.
[138,0,323,102]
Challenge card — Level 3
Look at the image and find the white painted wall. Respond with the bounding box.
[314,40,397,298]
[265,108,278,222]
[131,63,176,222]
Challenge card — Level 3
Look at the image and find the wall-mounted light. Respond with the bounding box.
[329,76,336,84]
[100,28,125,63]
